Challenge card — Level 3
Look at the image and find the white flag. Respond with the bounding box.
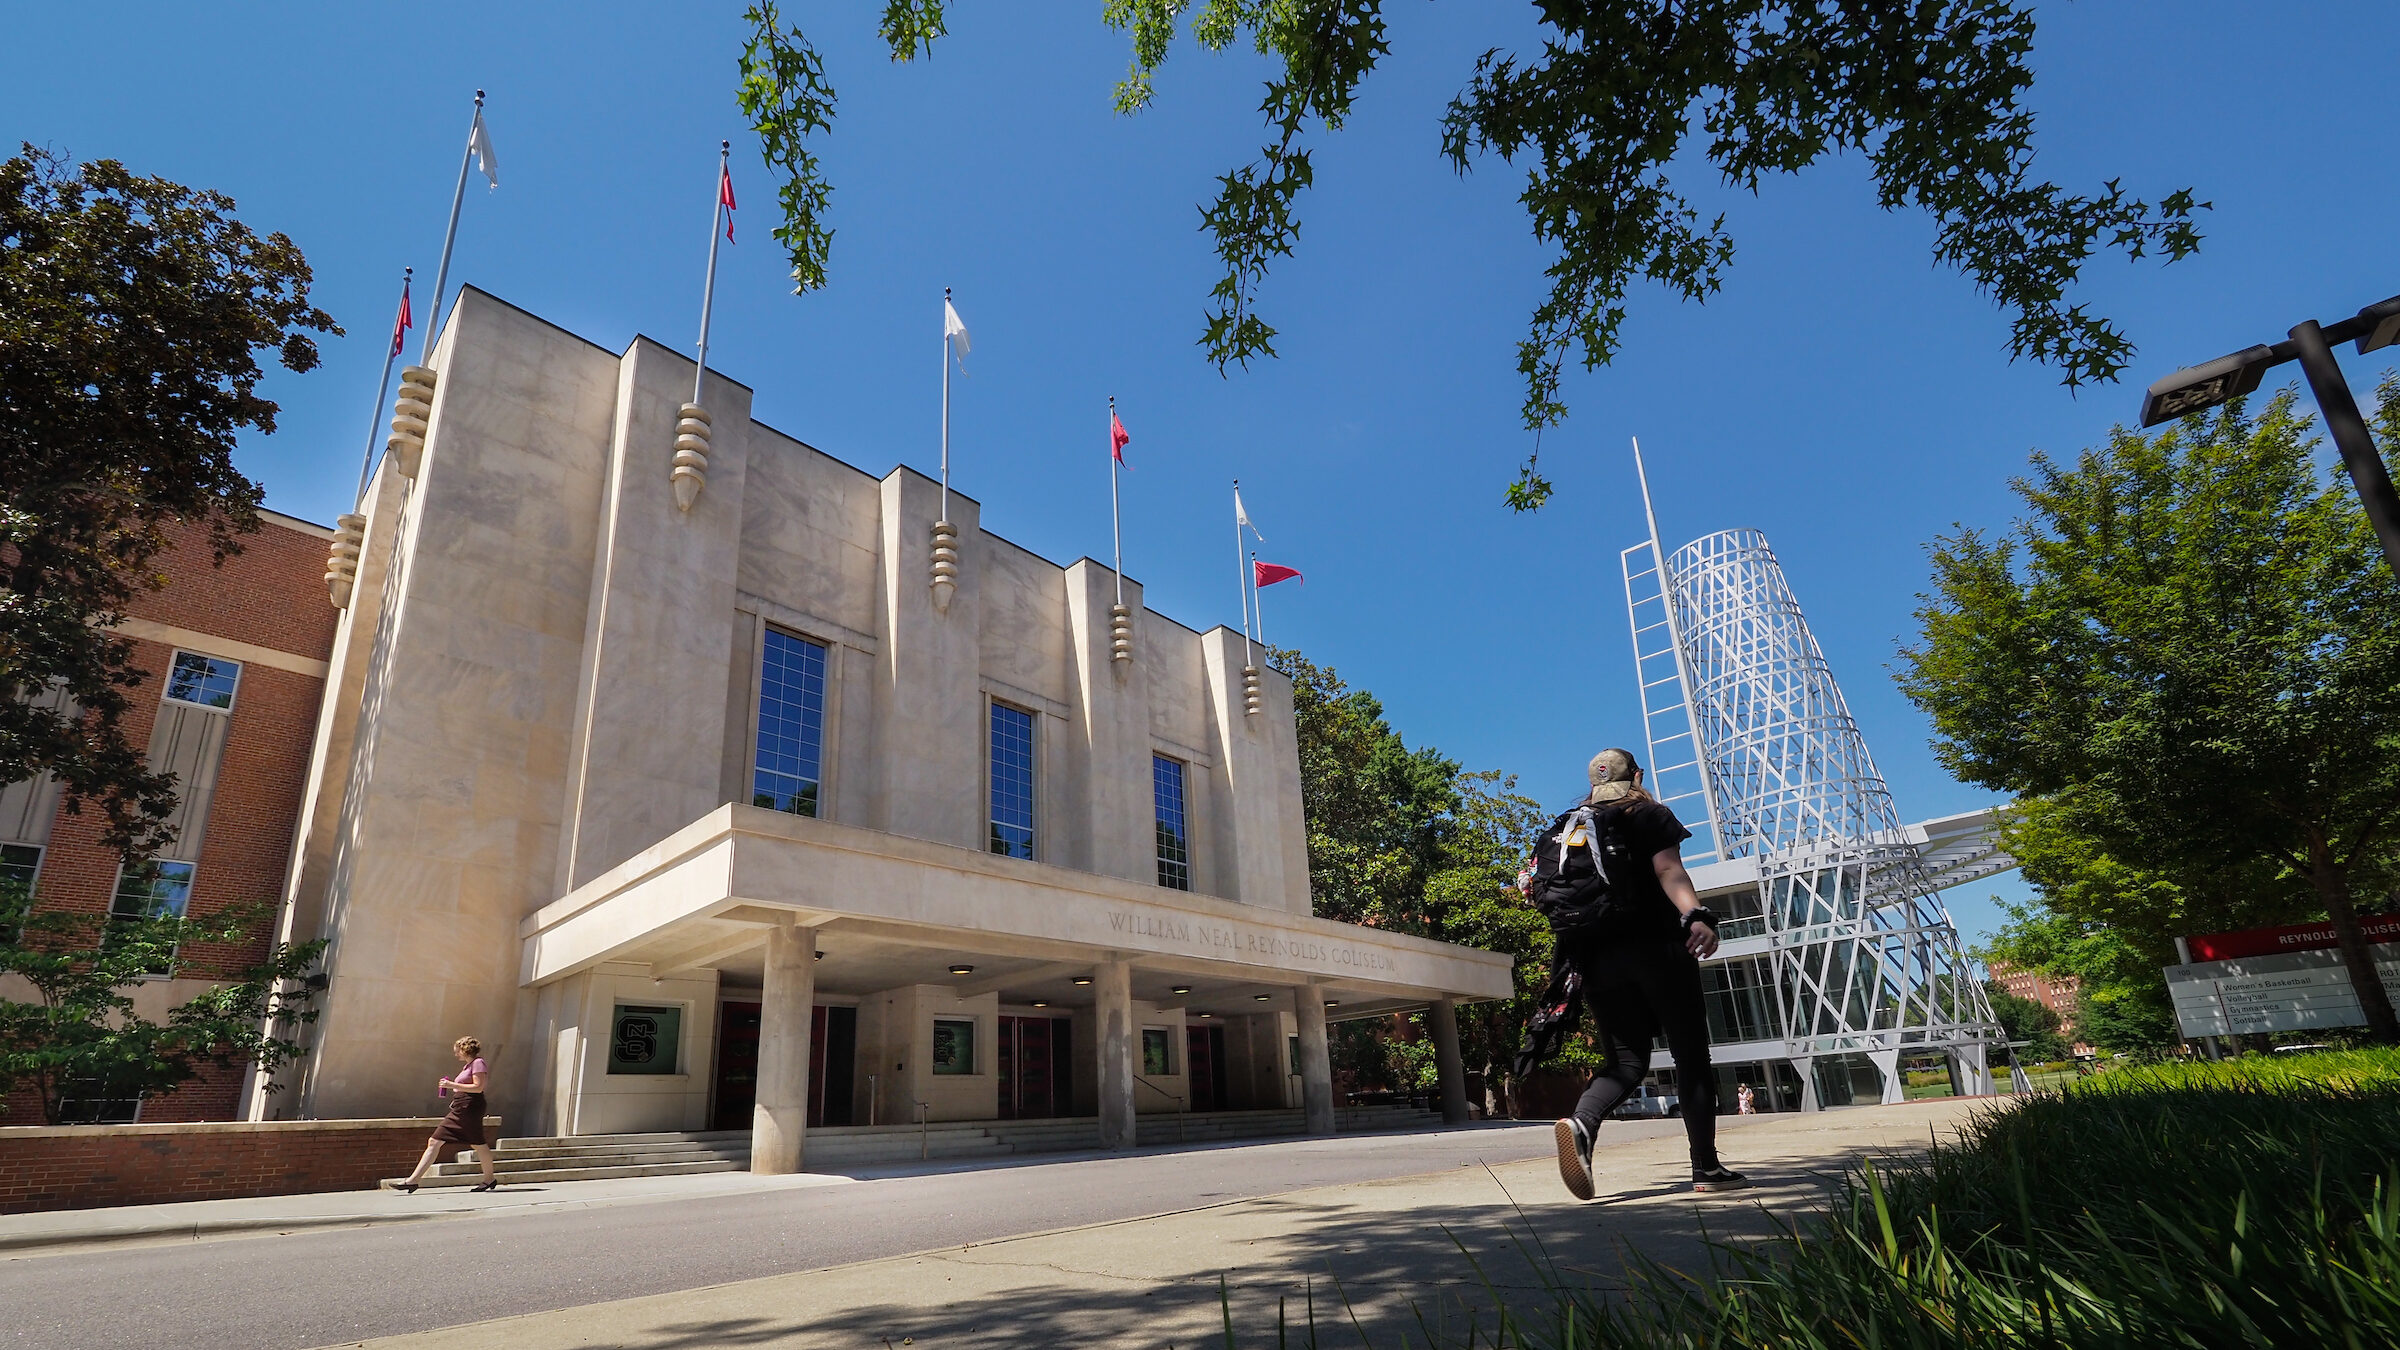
[469,109,499,189]
[943,298,970,357]
[1235,487,1264,541]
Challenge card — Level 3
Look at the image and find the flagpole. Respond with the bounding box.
[356,267,411,506]
[941,287,953,524]
[1233,480,1253,664]
[422,90,483,366]
[1250,549,1266,650]
[1108,397,1125,604]
[694,140,729,405]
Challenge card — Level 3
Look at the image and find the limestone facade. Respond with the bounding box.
[262,288,1508,1150]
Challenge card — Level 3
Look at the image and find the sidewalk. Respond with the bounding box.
[0,1121,1526,1257]
[322,1098,1988,1350]
[0,1166,856,1258]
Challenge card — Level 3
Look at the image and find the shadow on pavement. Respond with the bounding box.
[516,1160,1839,1349]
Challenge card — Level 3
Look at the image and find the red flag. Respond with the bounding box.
[1110,409,1131,466]
[1254,561,1302,588]
[389,277,412,357]
[719,162,737,242]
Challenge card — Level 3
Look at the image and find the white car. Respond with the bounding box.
[1611,1085,1682,1119]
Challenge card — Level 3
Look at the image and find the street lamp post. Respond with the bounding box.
[2140,293,2400,577]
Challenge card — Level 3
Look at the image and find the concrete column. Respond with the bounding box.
[1953,1044,1992,1097]
[752,924,817,1173]
[1793,1056,1820,1112]
[1868,1048,1904,1106]
[1428,998,1470,1126]
[1294,988,1335,1135]
[1096,958,1137,1150]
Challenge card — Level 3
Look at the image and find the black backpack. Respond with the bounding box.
[1523,803,1634,935]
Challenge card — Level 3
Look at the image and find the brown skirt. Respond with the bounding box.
[430,1091,487,1146]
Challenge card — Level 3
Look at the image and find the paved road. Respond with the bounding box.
[2,1123,1584,1350]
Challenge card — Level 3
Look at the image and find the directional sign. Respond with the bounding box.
[2166,948,2400,1037]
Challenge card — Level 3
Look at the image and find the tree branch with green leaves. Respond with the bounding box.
[0,887,325,1125]
[735,3,2202,512]
[1900,383,2400,1042]
[2,145,336,858]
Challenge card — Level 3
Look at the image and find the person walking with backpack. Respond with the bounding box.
[1520,748,1749,1199]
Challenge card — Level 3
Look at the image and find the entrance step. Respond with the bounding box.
[381,1130,751,1190]
[379,1105,1452,1188]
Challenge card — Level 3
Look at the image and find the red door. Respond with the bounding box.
[712,1002,761,1131]
[998,1015,1058,1119]
[715,1003,842,1130]
[1186,1024,1229,1111]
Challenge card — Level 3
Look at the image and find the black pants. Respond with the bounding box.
[1565,935,1720,1171]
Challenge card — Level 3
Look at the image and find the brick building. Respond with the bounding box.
[1988,962,2089,1055]
[1,510,335,1125]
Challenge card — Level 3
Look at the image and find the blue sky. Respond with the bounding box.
[13,4,2398,947]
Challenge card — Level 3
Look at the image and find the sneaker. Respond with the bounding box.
[1691,1165,1751,1193]
[1553,1118,1596,1201]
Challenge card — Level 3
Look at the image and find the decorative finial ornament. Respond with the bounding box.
[1110,603,1133,665]
[930,519,960,612]
[1243,664,1262,716]
[388,366,437,478]
[672,404,711,511]
[325,513,366,608]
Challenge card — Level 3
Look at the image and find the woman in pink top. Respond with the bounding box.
[396,1035,498,1192]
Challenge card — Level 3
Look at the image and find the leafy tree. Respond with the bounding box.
[735,3,2202,507]
[2,145,336,856]
[0,888,326,1124]
[1996,794,2315,965]
[1980,980,2067,1062]
[1277,646,1562,1111]
[1900,386,2400,1041]
[1279,647,1464,932]
[2,146,336,1120]
[1975,797,2322,1060]
[2070,978,2181,1058]
[1981,897,2182,1056]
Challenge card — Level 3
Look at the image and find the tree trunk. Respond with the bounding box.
[2308,835,2399,1044]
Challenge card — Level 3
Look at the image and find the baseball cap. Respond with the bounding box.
[1588,748,1641,802]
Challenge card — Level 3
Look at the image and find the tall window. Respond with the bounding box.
[988,702,1036,859]
[110,859,195,924]
[1153,755,1190,890]
[0,843,38,942]
[753,629,828,816]
[108,858,196,975]
[165,651,241,710]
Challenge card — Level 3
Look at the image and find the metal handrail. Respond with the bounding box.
[1134,1076,1185,1142]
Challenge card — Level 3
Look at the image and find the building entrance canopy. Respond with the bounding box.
[521,804,1513,1014]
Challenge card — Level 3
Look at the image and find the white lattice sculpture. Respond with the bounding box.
[1621,466,1999,1107]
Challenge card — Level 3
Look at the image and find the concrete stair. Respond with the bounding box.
[382,1131,752,1190]
[382,1104,1449,1188]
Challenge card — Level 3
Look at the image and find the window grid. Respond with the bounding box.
[1152,755,1191,890]
[165,651,241,710]
[108,859,196,976]
[110,859,195,924]
[0,843,38,942]
[988,703,1036,859]
[752,629,828,817]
